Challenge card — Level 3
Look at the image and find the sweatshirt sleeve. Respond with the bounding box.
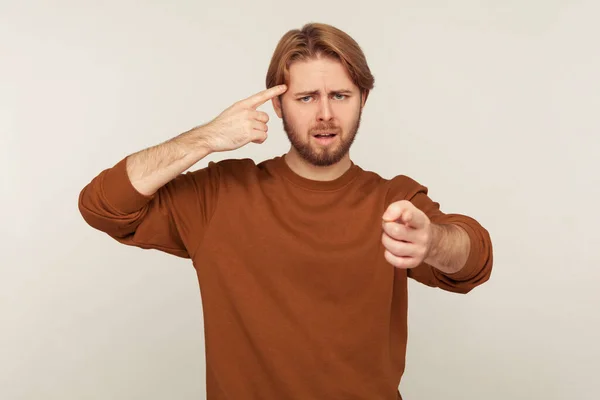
[386,175,493,294]
[78,156,221,259]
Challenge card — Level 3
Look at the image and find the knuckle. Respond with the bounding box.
[382,235,391,250]
[383,224,393,237]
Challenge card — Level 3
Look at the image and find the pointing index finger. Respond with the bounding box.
[242,85,287,109]
[382,200,426,229]
[404,208,429,229]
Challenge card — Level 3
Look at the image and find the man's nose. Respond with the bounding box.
[317,99,333,121]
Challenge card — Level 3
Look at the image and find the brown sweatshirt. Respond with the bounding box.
[78,154,493,400]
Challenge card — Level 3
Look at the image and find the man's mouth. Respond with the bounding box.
[312,132,338,145]
[313,133,337,138]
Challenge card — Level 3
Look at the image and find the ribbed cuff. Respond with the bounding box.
[101,156,155,214]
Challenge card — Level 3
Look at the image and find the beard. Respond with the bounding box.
[281,105,362,167]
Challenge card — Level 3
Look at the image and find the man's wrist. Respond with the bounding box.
[175,125,214,160]
[425,223,470,274]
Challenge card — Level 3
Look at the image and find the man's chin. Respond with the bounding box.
[302,147,348,167]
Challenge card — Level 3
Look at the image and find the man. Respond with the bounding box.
[79,22,493,400]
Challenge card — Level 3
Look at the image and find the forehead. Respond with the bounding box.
[287,56,357,92]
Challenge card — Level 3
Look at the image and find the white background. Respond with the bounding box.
[1,1,598,399]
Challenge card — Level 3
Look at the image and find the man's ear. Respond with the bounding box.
[272,95,283,118]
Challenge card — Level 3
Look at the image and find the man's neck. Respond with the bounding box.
[283,149,352,181]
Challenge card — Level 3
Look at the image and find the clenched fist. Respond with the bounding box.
[200,85,287,153]
[381,200,433,269]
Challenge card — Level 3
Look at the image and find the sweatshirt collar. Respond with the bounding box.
[271,154,361,191]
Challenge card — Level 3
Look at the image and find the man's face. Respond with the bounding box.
[275,56,365,167]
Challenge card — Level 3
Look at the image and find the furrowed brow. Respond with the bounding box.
[293,89,353,96]
[293,90,319,97]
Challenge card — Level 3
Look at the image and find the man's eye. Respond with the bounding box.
[334,94,346,100]
[299,96,312,102]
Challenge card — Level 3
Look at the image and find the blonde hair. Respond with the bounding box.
[265,23,375,99]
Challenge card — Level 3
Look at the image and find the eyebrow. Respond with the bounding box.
[293,89,354,97]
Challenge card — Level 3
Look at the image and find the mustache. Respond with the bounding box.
[309,122,341,134]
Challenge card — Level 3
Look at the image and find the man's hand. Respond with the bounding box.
[381,200,433,269]
[198,84,288,153]
[124,84,287,196]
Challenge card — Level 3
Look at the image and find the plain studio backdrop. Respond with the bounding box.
[1,0,598,399]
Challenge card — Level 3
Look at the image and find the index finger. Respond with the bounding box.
[382,201,426,229]
[241,85,287,109]
[400,208,427,229]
